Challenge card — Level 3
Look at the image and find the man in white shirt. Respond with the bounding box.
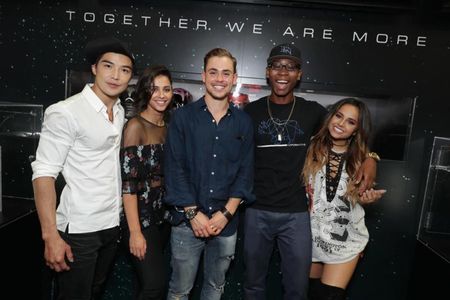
[31,37,134,300]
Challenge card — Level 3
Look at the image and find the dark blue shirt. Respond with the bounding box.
[164,97,255,236]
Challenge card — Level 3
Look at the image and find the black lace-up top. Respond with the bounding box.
[325,150,347,202]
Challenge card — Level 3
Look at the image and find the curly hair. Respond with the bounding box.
[132,65,173,114]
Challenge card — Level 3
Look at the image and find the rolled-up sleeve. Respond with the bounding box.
[229,117,255,205]
[31,104,76,180]
[163,110,197,207]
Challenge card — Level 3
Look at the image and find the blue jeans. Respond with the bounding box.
[167,222,237,300]
[243,208,312,300]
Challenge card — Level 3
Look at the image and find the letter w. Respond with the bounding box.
[227,22,244,32]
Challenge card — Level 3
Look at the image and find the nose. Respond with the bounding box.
[112,67,120,80]
[216,72,224,81]
[155,89,164,98]
[279,65,289,74]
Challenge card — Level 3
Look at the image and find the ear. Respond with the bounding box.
[91,64,97,76]
[201,71,206,84]
[232,72,238,85]
[297,70,303,81]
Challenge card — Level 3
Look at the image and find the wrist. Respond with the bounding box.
[184,207,198,220]
[220,206,233,222]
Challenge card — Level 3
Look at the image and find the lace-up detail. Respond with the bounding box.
[326,150,346,202]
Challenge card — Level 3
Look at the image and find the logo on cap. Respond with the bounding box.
[279,46,293,56]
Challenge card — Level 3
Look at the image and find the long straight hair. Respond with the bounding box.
[302,98,372,203]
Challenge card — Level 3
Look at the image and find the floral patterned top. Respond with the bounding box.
[121,143,166,228]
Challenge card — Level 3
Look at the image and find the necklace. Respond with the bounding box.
[267,96,296,142]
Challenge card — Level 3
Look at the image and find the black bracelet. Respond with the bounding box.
[220,206,233,221]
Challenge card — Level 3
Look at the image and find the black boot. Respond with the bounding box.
[318,282,346,300]
[308,278,322,300]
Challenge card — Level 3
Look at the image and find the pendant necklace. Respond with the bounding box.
[267,96,296,142]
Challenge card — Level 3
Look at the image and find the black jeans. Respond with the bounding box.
[124,222,171,300]
[57,226,120,300]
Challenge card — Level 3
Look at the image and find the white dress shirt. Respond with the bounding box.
[32,85,125,233]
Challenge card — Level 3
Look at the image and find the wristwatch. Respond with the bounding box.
[367,152,381,162]
[184,207,198,221]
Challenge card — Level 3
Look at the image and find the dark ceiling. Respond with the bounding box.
[194,0,450,13]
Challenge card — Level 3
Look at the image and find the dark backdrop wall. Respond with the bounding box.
[1,0,450,299]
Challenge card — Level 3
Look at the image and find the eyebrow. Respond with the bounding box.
[207,68,233,73]
[99,59,133,70]
[337,111,358,122]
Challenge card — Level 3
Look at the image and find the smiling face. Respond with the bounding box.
[202,56,237,102]
[147,75,173,113]
[266,58,302,103]
[91,52,133,104]
[328,103,360,143]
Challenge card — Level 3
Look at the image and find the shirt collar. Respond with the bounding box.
[82,84,121,113]
[196,96,234,115]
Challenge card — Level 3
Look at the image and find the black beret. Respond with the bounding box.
[85,37,135,65]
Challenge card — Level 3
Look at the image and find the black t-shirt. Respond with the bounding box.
[244,96,327,212]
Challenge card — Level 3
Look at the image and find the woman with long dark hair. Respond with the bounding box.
[121,65,173,300]
[302,98,386,300]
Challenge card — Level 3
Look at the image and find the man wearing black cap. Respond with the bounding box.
[32,37,134,300]
[243,43,377,300]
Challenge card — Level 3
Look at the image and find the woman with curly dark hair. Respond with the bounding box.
[120,65,173,300]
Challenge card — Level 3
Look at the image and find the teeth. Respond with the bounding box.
[276,80,288,84]
[334,126,343,133]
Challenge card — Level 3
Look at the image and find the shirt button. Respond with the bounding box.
[209,206,212,211]
[211,171,215,175]
[213,154,217,158]
[215,136,219,140]
[212,119,215,123]
[210,189,213,193]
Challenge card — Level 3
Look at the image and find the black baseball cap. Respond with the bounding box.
[267,43,302,65]
[85,37,135,65]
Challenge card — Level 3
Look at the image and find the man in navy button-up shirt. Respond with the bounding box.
[164,48,254,300]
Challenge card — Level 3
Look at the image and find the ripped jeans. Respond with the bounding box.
[167,222,237,300]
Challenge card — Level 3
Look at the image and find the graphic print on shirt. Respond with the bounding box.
[312,173,351,254]
[329,195,351,242]
[258,118,304,144]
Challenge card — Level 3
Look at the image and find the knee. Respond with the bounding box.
[315,281,346,300]
[205,281,225,294]
[141,282,166,299]
[167,289,190,300]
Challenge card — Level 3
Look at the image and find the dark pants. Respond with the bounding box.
[243,208,312,300]
[57,226,120,300]
[124,223,171,300]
